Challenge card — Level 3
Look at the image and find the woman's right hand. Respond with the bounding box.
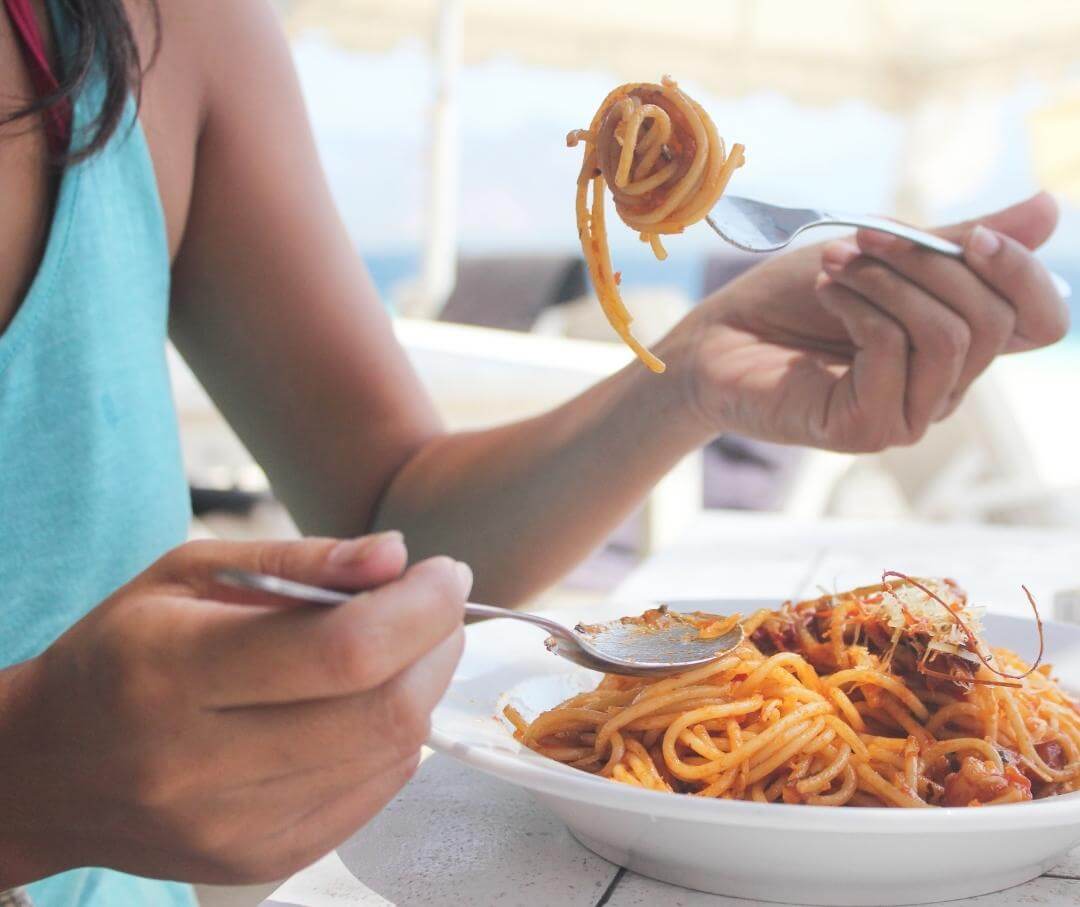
[0,533,469,886]
[660,193,1068,453]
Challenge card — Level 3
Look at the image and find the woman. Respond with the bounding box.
[0,0,1067,904]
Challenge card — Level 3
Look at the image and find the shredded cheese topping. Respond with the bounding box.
[874,578,984,647]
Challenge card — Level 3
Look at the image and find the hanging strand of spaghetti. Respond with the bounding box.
[569,76,745,373]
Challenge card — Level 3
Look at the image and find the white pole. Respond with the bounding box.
[415,0,464,318]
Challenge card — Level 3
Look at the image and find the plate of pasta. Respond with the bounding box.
[429,577,1080,905]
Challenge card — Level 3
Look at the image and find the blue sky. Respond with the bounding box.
[291,34,1078,278]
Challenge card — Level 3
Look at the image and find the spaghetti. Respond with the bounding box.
[569,76,745,373]
[506,576,1080,807]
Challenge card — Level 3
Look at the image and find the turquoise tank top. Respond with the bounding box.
[0,4,195,904]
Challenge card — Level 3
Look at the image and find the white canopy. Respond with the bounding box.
[283,0,1080,111]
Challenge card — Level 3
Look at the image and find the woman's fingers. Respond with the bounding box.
[196,754,423,885]
[156,533,409,605]
[213,627,465,783]
[852,230,1015,400]
[190,555,471,707]
[851,192,1067,357]
[937,190,1059,251]
[960,226,1069,352]
[239,755,423,885]
[822,193,1069,433]
[181,629,463,878]
[821,243,966,435]
[813,274,909,452]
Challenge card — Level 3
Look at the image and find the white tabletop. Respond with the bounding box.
[263,513,1080,907]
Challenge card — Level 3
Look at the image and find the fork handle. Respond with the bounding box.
[825,213,965,258]
[826,212,1071,300]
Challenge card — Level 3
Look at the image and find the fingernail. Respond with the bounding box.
[822,241,859,272]
[455,560,474,594]
[814,271,832,291]
[327,531,403,566]
[860,228,897,254]
[968,225,1002,257]
[932,391,962,422]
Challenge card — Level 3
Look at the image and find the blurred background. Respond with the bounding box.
[176,0,1080,604]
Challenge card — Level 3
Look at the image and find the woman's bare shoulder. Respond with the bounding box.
[146,0,292,99]
[132,0,293,258]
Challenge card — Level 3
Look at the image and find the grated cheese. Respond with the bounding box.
[874,578,984,646]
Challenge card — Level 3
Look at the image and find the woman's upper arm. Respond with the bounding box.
[167,0,441,535]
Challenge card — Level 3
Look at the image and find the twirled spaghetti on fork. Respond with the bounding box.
[505,576,1080,807]
[569,76,745,373]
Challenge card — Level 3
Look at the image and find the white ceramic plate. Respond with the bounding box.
[430,599,1080,906]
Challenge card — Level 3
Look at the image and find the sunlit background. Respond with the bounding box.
[176,0,1080,601]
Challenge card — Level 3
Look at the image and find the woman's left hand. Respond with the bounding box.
[662,192,1069,452]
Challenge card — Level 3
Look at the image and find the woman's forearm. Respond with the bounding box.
[372,336,713,605]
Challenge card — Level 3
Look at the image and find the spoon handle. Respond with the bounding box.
[464,602,510,620]
[215,569,575,639]
[216,568,352,605]
[465,602,577,640]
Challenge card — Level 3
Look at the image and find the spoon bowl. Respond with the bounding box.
[556,613,744,676]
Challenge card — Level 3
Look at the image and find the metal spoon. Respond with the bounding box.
[215,568,744,677]
[707,194,1072,300]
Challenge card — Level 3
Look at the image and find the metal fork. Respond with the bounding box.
[707,195,1072,300]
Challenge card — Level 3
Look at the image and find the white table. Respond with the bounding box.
[262,513,1080,907]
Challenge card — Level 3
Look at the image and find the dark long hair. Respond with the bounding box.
[1,0,160,163]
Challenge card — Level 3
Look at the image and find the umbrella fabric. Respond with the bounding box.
[282,0,1080,111]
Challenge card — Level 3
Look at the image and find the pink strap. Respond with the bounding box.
[3,0,72,155]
